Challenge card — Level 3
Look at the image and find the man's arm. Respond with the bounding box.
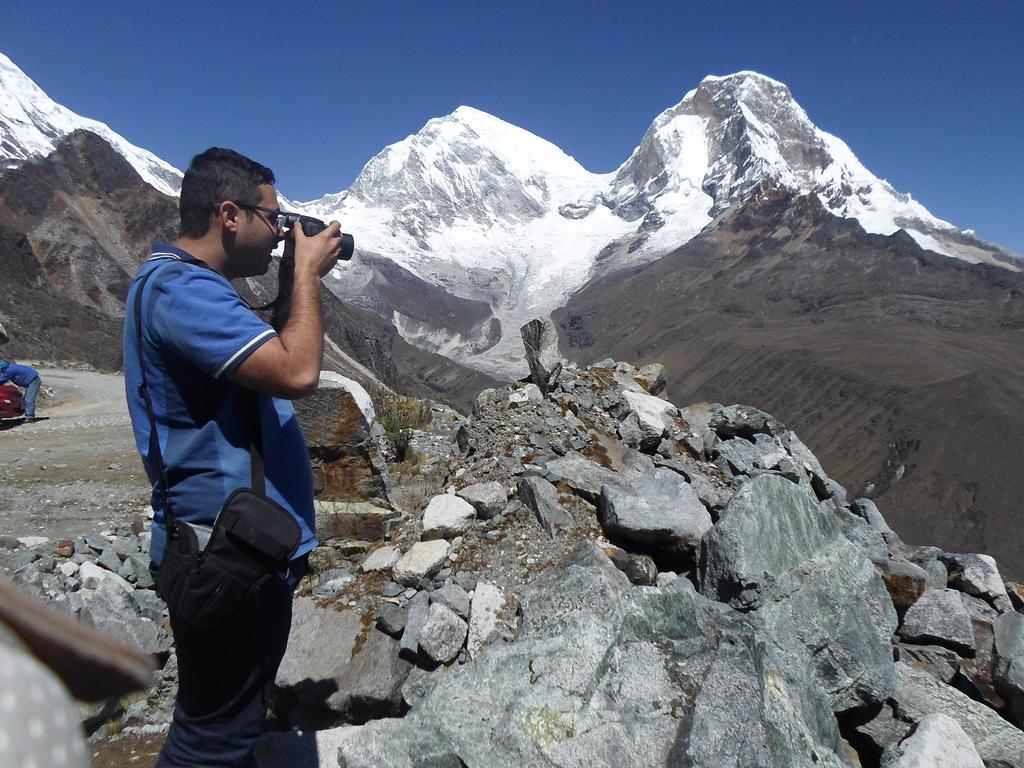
[229,223,342,399]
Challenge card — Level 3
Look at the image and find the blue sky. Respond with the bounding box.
[2,1,1022,253]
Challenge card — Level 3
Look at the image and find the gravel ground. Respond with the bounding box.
[0,367,150,542]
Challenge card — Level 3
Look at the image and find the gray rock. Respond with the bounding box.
[393,541,451,586]
[544,451,620,504]
[507,384,543,407]
[757,551,898,712]
[313,568,355,598]
[887,662,1024,766]
[400,665,448,710]
[418,603,469,665]
[472,388,507,418]
[700,474,842,609]
[85,533,109,552]
[856,702,913,756]
[597,468,711,552]
[453,572,477,593]
[624,554,657,586]
[376,604,408,638]
[467,582,512,660]
[126,554,154,589]
[332,542,852,768]
[400,591,431,661]
[834,506,891,559]
[421,495,476,540]
[276,598,363,691]
[850,497,894,534]
[131,589,166,622]
[516,476,572,537]
[455,482,507,519]
[898,589,976,655]
[710,404,784,439]
[701,474,896,711]
[324,629,412,726]
[894,643,961,683]
[78,579,170,656]
[994,611,1024,726]
[96,546,123,573]
[880,712,984,768]
[431,583,470,620]
[621,389,676,448]
[715,434,788,476]
[940,553,1011,610]
[521,317,562,393]
[779,430,828,481]
[361,545,402,573]
[78,559,133,591]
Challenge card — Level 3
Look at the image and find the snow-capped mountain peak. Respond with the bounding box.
[0,52,182,196]
[608,70,1017,271]
[334,104,607,225]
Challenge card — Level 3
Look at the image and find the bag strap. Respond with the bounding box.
[132,260,267,537]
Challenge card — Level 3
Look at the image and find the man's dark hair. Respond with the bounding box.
[178,148,275,238]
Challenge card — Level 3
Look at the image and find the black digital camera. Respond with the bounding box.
[280,212,355,261]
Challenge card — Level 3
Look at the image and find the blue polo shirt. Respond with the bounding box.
[124,243,317,564]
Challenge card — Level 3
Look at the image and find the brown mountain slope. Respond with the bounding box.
[0,130,178,366]
[553,185,1024,577]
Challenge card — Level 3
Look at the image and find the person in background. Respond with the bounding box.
[0,360,42,423]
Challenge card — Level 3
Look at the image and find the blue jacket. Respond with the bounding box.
[0,364,39,388]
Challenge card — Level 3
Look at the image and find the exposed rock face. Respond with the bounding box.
[0,130,177,367]
[295,372,392,507]
[329,542,854,768]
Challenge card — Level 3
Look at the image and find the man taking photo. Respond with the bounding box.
[123,147,343,767]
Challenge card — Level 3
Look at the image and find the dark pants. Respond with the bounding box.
[155,559,307,768]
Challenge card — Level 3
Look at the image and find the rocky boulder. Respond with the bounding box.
[329,543,854,767]
[294,372,391,506]
[597,468,711,553]
[520,317,562,393]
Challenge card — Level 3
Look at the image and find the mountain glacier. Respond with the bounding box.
[1,52,1018,377]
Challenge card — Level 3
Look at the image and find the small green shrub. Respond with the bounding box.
[371,388,432,460]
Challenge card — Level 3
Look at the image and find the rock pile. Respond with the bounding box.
[8,336,1024,767]
[0,514,177,734]
[255,343,1024,767]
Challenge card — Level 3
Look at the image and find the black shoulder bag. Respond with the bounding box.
[133,264,301,632]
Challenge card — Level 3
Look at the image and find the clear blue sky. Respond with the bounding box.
[2,1,1022,253]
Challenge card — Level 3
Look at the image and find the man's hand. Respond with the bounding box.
[230,219,343,399]
[293,220,343,278]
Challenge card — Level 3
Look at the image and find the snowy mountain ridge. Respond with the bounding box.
[1,52,1019,376]
[0,53,182,197]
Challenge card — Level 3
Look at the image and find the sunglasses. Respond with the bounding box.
[228,202,297,232]
[217,202,339,241]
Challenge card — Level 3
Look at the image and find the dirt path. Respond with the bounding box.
[0,367,150,541]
